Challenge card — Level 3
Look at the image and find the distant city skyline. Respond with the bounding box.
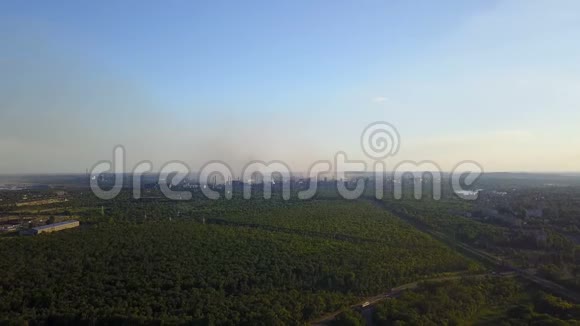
[1,0,579,173]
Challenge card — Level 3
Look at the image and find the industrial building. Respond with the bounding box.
[20,220,80,236]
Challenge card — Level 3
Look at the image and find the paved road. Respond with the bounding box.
[309,272,514,325]
[375,199,580,303]
[311,199,580,325]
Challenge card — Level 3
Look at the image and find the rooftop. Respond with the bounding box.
[33,220,79,231]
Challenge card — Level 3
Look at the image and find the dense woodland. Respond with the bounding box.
[1,185,579,324]
[382,195,580,293]
[0,199,473,324]
[371,278,580,325]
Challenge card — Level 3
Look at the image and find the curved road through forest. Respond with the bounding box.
[373,199,580,303]
[310,272,514,325]
[311,199,580,325]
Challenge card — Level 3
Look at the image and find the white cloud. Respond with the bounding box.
[372,96,388,103]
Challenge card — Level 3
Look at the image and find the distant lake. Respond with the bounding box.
[454,189,482,197]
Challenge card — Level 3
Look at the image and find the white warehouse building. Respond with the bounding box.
[20,220,80,236]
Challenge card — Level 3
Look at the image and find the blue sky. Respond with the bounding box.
[1,0,579,173]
